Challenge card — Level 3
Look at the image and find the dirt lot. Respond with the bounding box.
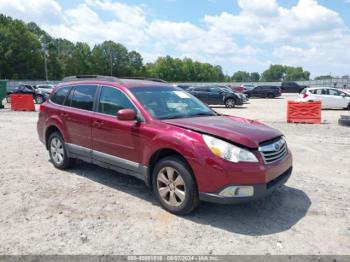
[0,94,349,255]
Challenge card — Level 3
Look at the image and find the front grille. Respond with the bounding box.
[259,137,288,164]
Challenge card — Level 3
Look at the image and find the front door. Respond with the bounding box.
[208,87,223,105]
[327,89,348,109]
[92,85,144,176]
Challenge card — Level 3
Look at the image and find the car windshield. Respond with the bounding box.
[131,87,216,120]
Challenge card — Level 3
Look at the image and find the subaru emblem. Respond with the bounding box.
[274,143,280,151]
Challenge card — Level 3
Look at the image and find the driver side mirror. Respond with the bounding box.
[341,93,346,97]
[117,109,137,121]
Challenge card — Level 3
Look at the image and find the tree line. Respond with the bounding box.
[1,14,313,82]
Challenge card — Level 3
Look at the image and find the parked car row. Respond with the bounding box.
[7,84,54,104]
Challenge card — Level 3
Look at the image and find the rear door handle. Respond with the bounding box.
[93,120,104,128]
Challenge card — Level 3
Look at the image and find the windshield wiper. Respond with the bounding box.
[188,112,215,117]
[160,115,188,120]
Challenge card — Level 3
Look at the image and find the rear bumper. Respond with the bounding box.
[199,167,292,204]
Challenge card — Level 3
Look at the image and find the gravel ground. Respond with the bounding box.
[0,94,349,255]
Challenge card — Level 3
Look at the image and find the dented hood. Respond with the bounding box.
[164,115,282,149]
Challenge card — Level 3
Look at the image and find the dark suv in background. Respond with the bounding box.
[280,81,308,93]
[187,86,244,108]
[244,86,281,98]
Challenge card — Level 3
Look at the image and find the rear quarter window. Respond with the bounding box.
[50,86,71,105]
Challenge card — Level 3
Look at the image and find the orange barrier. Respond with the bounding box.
[287,101,321,124]
[10,94,35,111]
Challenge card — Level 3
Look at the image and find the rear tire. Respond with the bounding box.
[347,103,350,110]
[48,132,75,170]
[225,98,236,108]
[152,156,199,215]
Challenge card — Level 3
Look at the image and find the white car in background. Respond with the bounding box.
[299,87,350,110]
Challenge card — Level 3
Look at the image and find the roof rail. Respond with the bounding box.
[121,77,167,83]
[62,75,122,83]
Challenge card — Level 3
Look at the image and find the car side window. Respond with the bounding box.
[24,86,33,92]
[315,89,325,95]
[69,85,97,111]
[209,87,221,93]
[50,86,71,105]
[328,89,340,96]
[98,86,136,116]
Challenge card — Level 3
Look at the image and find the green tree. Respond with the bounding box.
[284,66,310,81]
[91,41,129,77]
[65,42,92,76]
[261,65,286,81]
[250,72,260,81]
[231,71,250,82]
[0,15,43,79]
[127,51,143,76]
[262,65,310,81]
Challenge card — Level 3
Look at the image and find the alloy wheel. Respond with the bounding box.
[50,137,64,165]
[225,99,235,108]
[156,167,186,207]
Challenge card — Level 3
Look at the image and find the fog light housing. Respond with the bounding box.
[219,186,254,197]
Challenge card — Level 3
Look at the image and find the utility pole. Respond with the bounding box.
[44,48,48,82]
[110,53,113,76]
[40,35,48,82]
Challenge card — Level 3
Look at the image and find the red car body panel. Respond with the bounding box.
[37,79,292,200]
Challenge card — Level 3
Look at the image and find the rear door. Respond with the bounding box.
[192,87,210,104]
[92,85,144,175]
[63,84,97,160]
[312,88,329,108]
[252,86,262,97]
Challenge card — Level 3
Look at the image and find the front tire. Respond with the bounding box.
[48,132,75,170]
[225,98,236,108]
[152,156,199,215]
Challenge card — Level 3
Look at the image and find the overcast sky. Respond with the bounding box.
[1,0,350,76]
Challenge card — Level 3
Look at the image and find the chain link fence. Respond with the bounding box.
[3,78,350,91]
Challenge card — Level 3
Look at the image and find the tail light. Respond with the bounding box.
[303,93,309,99]
[39,104,45,112]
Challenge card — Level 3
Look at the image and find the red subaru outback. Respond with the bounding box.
[37,76,292,215]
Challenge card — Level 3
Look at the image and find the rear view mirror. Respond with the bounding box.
[117,109,137,121]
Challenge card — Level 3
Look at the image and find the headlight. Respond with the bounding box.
[202,134,258,163]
